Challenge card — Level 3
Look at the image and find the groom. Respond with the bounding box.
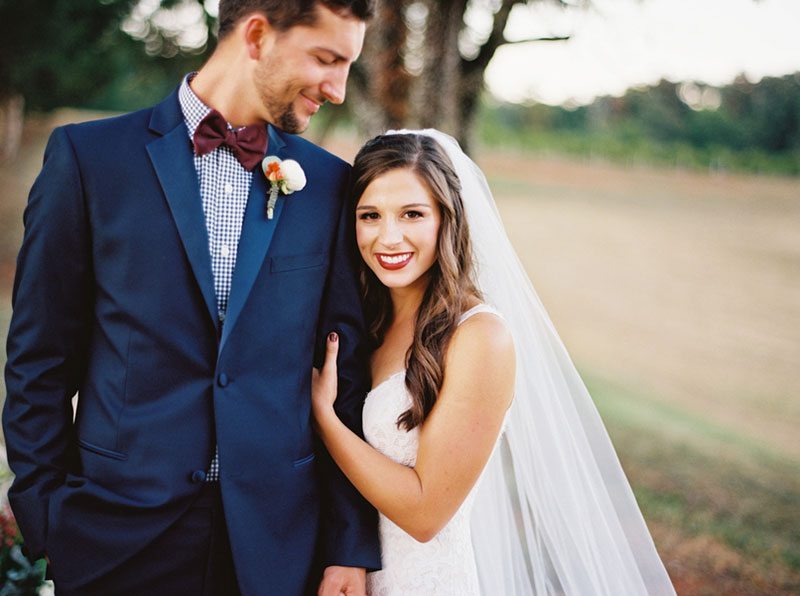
[2,1,380,594]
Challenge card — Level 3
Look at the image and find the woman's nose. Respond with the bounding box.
[378,219,403,247]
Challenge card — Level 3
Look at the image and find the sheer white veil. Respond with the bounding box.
[385,129,676,595]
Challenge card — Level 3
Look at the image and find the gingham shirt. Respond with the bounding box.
[179,73,260,481]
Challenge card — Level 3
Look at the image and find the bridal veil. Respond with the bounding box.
[385,129,676,596]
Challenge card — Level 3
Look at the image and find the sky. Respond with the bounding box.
[483,0,800,105]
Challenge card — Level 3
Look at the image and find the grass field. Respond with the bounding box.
[2,113,800,594]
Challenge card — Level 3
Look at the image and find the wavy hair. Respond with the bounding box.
[351,133,481,430]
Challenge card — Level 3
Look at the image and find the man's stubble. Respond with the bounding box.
[254,54,304,134]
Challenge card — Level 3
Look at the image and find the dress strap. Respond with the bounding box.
[458,303,503,325]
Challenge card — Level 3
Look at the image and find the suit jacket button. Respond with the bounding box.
[191,470,207,483]
[218,373,229,387]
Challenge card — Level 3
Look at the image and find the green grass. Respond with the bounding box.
[586,372,800,579]
[589,375,799,469]
[480,126,800,177]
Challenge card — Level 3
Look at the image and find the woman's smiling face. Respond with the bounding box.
[355,168,442,292]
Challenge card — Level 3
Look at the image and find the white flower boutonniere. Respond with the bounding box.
[261,156,307,219]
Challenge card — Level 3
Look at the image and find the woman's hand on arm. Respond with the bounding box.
[311,331,341,427]
[312,333,425,522]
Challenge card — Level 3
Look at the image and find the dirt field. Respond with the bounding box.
[487,154,800,462]
[2,114,799,594]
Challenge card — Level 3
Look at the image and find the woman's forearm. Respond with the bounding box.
[316,407,443,541]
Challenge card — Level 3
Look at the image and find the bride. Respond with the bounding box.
[311,130,676,595]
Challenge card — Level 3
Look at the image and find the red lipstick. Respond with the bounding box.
[375,252,413,271]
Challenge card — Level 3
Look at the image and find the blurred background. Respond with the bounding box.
[1,0,798,593]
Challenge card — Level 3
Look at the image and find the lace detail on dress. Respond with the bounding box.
[362,305,501,595]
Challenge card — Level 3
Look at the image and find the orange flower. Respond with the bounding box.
[265,161,283,182]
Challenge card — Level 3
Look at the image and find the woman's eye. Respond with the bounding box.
[404,210,423,219]
[316,56,334,66]
[359,212,379,221]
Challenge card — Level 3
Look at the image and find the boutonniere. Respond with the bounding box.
[261,156,307,219]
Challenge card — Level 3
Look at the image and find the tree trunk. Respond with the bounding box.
[375,0,412,130]
[417,0,468,135]
[0,94,24,162]
[454,69,484,155]
[348,0,411,138]
[456,0,524,153]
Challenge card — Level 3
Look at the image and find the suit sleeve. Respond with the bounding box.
[314,163,381,570]
[2,126,93,558]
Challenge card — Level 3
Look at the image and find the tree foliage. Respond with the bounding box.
[1,0,130,109]
[482,74,800,175]
[0,0,214,110]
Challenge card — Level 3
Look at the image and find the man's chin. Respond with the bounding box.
[276,110,310,135]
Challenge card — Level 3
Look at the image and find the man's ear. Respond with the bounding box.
[241,13,274,60]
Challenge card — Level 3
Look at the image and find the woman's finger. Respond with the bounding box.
[323,332,339,379]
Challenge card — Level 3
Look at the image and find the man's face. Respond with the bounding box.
[254,5,366,133]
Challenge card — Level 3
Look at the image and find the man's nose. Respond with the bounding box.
[320,67,349,105]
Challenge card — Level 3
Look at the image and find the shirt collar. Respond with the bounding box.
[178,72,212,139]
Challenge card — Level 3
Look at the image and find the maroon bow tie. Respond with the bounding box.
[193,109,267,171]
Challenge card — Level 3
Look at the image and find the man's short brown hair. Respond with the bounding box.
[217,0,375,39]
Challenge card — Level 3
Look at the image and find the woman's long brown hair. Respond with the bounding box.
[351,133,481,431]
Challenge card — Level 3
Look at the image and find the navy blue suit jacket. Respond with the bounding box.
[2,90,380,593]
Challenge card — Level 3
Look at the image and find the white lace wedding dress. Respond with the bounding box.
[362,304,499,596]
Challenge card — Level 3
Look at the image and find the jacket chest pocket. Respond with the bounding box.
[270,252,328,273]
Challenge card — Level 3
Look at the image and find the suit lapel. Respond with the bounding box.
[146,92,218,329]
[220,126,289,351]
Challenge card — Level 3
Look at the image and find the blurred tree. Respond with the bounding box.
[724,74,800,152]
[346,0,575,153]
[477,73,800,174]
[624,80,692,144]
[0,0,127,157]
[0,0,577,156]
[0,0,214,158]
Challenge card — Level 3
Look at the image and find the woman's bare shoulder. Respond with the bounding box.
[443,310,515,405]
